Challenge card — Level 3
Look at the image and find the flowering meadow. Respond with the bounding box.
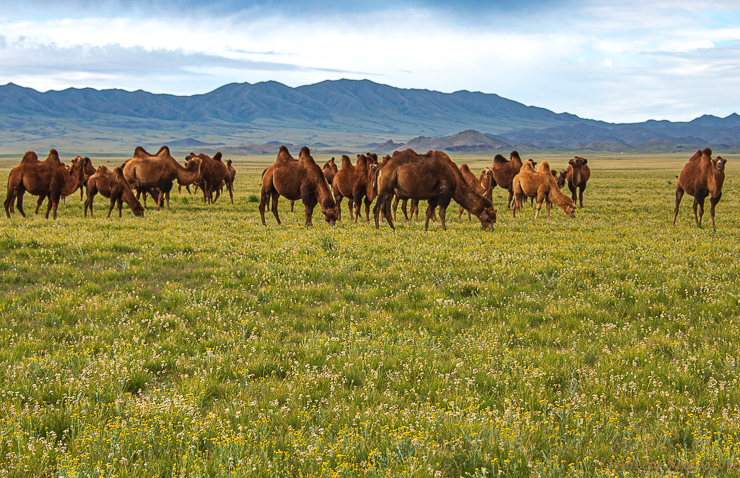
[1,152,740,477]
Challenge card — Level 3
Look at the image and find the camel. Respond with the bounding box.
[491,150,528,209]
[458,165,494,221]
[5,150,89,219]
[673,148,727,227]
[260,146,338,226]
[122,146,201,210]
[177,154,200,195]
[193,152,229,204]
[351,154,379,223]
[225,159,236,204]
[84,166,145,218]
[373,149,496,231]
[563,156,591,207]
[77,156,97,202]
[323,158,338,186]
[512,161,576,220]
[331,155,358,221]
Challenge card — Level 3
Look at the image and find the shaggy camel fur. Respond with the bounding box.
[5,150,89,219]
[512,161,576,220]
[122,146,201,210]
[491,150,527,209]
[373,149,496,231]
[85,166,145,218]
[260,146,338,226]
[563,156,591,207]
[30,155,95,214]
[673,148,727,227]
[458,165,494,221]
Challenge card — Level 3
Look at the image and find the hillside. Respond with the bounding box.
[0,80,738,153]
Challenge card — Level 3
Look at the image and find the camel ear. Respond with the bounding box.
[568,158,575,165]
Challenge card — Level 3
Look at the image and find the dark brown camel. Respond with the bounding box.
[78,156,97,202]
[673,148,727,227]
[5,150,89,219]
[351,154,378,223]
[260,146,338,226]
[563,156,591,207]
[194,152,230,204]
[373,149,496,231]
[225,159,237,204]
[491,150,526,209]
[512,161,576,219]
[458,165,494,221]
[122,146,201,210]
[84,166,145,218]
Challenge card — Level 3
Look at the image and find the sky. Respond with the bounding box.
[0,0,739,123]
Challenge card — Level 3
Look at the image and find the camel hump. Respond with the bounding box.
[460,163,471,173]
[48,149,61,162]
[493,153,508,164]
[703,147,713,158]
[96,165,109,174]
[21,151,39,163]
[133,146,151,158]
[510,150,522,161]
[537,161,551,174]
[520,161,535,173]
[340,155,353,169]
[278,145,290,155]
[113,166,125,180]
[300,146,311,157]
[156,146,171,156]
[213,152,223,162]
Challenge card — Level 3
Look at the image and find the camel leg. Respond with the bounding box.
[507,185,514,209]
[118,198,124,218]
[439,205,448,231]
[4,193,15,218]
[165,191,170,210]
[16,191,27,218]
[392,195,400,221]
[107,197,116,219]
[227,183,233,204]
[335,195,344,221]
[373,195,383,229]
[692,197,700,226]
[382,195,395,231]
[411,200,419,221]
[569,183,577,204]
[695,194,707,227]
[672,186,685,226]
[289,200,295,212]
[401,199,409,222]
[424,201,437,231]
[35,195,46,215]
[348,199,355,221]
[259,190,270,225]
[458,205,464,221]
[271,191,282,225]
[80,184,85,202]
[710,193,721,228]
[546,200,552,220]
[578,184,586,208]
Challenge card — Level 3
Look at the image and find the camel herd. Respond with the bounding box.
[2,144,728,229]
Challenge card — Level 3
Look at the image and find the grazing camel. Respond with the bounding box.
[673,148,727,227]
[563,156,591,207]
[84,166,145,218]
[260,146,338,226]
[491,150,527,209]
[5,150,89,219]
[373,149,496,231]
[458,165,494,221]
[122,146,201,210]
[512,161,576,220]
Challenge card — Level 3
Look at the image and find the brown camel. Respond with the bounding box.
[563,156,591,207]
[323,158,338,186]
[491,150,527,209]
[512,161,576,220]
[331,155,358,220]
[84,166,145,218]
[5,150,89,219]
[673,148,727,227]
[224,159,237,204]
[373,149,496,231]
[78,156,97,201]
[351,154,378,223]
[122,146,201,210]
[260,146,338,226]
[177,153,200,195]
[458,165,494,221]
[30,155,95,213]
[193,152,229,204]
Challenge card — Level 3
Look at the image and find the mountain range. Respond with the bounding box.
[0,79,738,154]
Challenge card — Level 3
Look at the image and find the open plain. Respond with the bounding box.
[1,151,740,477]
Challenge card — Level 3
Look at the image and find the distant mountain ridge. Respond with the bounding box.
[0,79,738,152]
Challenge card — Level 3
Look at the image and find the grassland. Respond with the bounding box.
[1,151,740,477]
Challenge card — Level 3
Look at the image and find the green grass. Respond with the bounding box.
[1,152,740,477]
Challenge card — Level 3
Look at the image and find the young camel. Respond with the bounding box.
[512,161,576,220]
[673,148,727,227]
[85,166,145,218]
[563,156,591,207]
[373,149,496,231]
[458,165,494,221]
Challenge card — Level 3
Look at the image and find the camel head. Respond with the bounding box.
[558,169,567,188]
[480,167,493,185]
[321,198,338,226]
[558,196,577,218]
[527,159,537,169]
[569,156,588,168]
[713,156,728,172]
[478,204,497,231]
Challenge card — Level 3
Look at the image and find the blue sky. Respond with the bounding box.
[0,0,738,123]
